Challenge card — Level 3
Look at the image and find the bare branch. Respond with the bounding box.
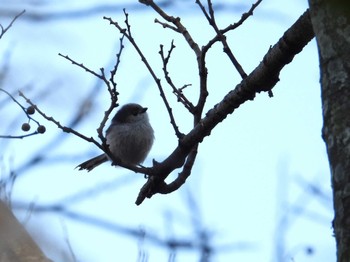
[110,35,125,85]
[221,0,263,33]
[58,53,105,80]
[159,41,195,114]
[154,18,179,32]
[19,91,101,147]
[104,13,183,141]
[197,0,247,78]
[139,0,201,57]
[0,88,45,139]
[0,10,25,39]
[204,0,263,54]
[57,34,127,161]
[135,9,315,205]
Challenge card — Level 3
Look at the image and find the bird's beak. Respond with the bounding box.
[141,107,148,113]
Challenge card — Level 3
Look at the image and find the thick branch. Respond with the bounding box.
[185,9,314,145]
[136,9,315,205]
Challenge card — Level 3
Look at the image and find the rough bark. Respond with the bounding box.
[0,201,51,262]
[308,0,350,261]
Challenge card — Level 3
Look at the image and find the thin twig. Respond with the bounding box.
[110,35,125,86]
[139,0,207,121]
[18,91,102,148]
[221,0,263,34]
[104,13,181,140]
[158,42,193,138]
[197,0,247,79]
[0,133,39,139]
[0,88,44,139]
[154,18,179,32]
[0,10,25,39]
[58,53,105,80]
[0,89,39,125]
[97,35,125,145]
[159,41,195,114]
[139,0,201,57]
[204,0,263,50]
[58,41,123,146]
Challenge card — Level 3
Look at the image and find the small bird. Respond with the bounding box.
[77,103,154,172]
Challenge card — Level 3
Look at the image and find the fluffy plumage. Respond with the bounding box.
[77,103,154,171]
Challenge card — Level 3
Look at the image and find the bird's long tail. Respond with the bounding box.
[76,154,108,172]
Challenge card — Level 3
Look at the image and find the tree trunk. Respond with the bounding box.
[308,0,350,261]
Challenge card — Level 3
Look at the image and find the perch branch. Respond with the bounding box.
[135,9,314,205]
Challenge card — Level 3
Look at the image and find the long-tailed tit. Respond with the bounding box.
[77,103,154,171]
